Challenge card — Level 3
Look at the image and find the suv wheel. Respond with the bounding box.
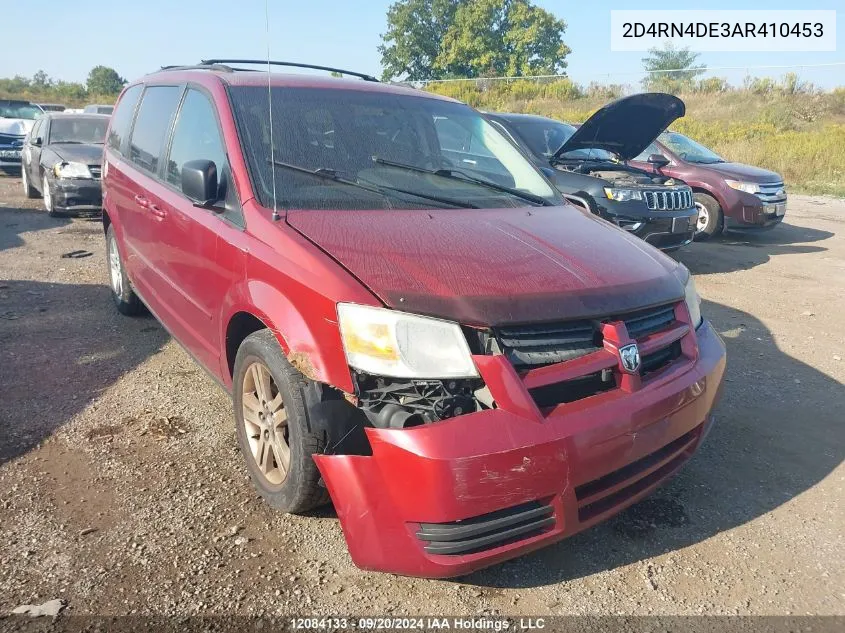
[22,166,39,199]
[233,330,330,514]
[106,224,143,315]
[693,192,723,240]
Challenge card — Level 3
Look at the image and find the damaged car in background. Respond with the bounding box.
[102,60,726,578]
[485,93,698,252]
[0,99,43,173]
[21,113,109,216]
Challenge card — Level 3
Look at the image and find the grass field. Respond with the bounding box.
[427,80,845,197]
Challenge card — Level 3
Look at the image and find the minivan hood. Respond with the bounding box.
[287,206,685,326]
[554,93,685,161]
[694,161,783,183]
[51,143,104,165]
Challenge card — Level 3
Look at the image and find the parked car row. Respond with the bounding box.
[98,59,728,578]
[483,96,786,244]
[0,98,112,185]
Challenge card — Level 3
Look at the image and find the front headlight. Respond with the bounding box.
[684,276,703,329]
[53,162,93,179]
[604,188,643,202]
[337,303,478,379]
[725,179,760,194]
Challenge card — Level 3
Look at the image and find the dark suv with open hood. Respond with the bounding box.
[485,93,698,252]
[102,60,725,578]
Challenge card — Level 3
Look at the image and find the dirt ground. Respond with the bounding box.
[0,172,843,619]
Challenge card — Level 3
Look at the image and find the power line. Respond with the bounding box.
[419,61,845,84]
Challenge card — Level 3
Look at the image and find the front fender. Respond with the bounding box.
[219,279,356,393]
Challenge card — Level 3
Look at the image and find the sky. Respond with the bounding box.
[0,0,841,88]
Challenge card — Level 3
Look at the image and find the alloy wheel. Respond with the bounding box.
[694,201,709,233]
[107,234,122,296]
[241,362,290,486]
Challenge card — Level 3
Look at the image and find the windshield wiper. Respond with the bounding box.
[272,160,478,209]
[373,156,553,207]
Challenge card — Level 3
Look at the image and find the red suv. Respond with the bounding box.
[630,131,787,239]
[102,60,726,578]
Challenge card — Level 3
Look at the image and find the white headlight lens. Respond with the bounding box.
[604,188,643,202]
[725,179,759,194]
[684,276,703,329]
[54,162,93,179]
[337,303,478,378]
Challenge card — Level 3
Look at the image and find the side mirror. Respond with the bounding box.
[647,153,670,169]
[31,137,42,147]
[181,159,220,209]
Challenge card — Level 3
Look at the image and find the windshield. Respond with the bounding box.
[0,102,42,120]
[506,119,614,161]
[48,117,108,144]
[659,132,724,164]
[229,86,558,210]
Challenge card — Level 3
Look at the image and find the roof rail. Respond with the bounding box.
[199,59,379,82]
[159,63,250,73]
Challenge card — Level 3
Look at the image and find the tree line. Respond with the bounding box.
[0,66,125,105]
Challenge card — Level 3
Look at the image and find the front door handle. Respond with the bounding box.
[148,203,167,219]
[134,194,149,208]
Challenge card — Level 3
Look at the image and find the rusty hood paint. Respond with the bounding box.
[286,205,686,326]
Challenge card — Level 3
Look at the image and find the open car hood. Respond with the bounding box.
[553,93,685,162]
[287,206,685,326]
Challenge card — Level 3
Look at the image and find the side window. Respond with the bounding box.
[107,84,143,155]
[128,85,182,174]
[29,118,42,142]
[165,89,227,188]
[633,142,660,162]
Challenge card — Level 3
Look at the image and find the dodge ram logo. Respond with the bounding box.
[618,343,641,373]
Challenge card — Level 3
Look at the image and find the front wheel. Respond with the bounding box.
[693,192,723,240]
[42,173,60,217]
[106,224,142,315]
[22,165,39,199]
[233,330,330,514]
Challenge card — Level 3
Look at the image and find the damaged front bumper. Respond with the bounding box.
[314,320,726,578]
[48,177,103,212]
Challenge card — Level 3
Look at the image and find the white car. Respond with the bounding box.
[0,100,44,172]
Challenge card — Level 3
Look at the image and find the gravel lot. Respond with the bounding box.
[0,172,843,619]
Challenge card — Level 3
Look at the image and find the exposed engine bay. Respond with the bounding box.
[556,160,679,187]
[352,371,490,429]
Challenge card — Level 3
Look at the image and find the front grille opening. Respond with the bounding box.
[620,304,676,339]
[529,370,615,408]
[641,341,682,376]
[496,321,600,369]
[575,426,700,522]
[416,500,555,556]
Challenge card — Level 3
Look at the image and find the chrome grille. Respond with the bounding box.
[756,181,786,203]
[644,188,693,211]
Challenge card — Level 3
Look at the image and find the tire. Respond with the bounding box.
[105,224,143,316]
[21,165,39,198]
[693,192,723,240]
[233,330,330,514]
[42,173,60,217]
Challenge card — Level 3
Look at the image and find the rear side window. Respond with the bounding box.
[107,85,142,154]
[128,86,182,174]
[165,89,227,188]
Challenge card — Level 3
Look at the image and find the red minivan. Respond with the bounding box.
[102,61,726,578]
